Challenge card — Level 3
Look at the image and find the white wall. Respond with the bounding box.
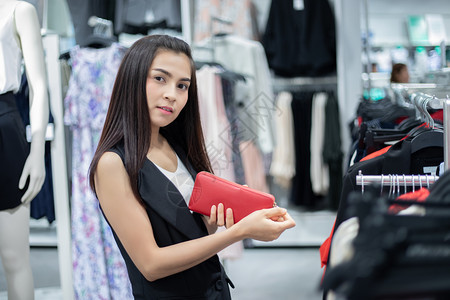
[365,0,450,46]
[336,0,450,163]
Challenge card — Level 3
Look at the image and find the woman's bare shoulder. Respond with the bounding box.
[95,151,128,185]
[98,151,123,169]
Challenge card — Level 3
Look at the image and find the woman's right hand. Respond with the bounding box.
[235,207,296,242]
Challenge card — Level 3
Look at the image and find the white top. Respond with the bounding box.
[155,155,195,206]
[0,1,22,94]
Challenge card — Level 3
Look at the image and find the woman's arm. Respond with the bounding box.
[95,152,295,282]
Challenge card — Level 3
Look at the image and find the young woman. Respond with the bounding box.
[89,35,295,299]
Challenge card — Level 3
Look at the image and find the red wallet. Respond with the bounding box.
[189,171,276,223]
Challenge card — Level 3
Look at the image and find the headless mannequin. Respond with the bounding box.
[0,1,49,299]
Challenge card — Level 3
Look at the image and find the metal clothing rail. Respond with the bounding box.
[272,75,337,93]
[356,170,439,193]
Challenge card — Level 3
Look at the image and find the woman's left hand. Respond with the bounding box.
[202,203,235,234]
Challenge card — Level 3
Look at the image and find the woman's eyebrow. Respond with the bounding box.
[152,68,191,82]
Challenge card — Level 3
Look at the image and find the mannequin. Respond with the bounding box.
[0,1,49,299]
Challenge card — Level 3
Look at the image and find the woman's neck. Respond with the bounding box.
[150,125,161,145]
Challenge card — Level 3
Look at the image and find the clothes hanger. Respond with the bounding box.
[402,93,443,146]
[83,35,117,48]
[84,16,117,48]
[410,127,443,154]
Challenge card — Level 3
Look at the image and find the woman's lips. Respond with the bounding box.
[157,106,173,114]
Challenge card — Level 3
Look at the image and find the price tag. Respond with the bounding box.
[293,0,304,11]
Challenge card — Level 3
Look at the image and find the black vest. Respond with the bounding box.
[106,142,233,299]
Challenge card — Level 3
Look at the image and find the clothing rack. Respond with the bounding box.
[191,15,233,64]
[356,86,450,189]
[209,16,232,61]
[395,84,450,171]
[272,75,337,93]
[357,170,439,189]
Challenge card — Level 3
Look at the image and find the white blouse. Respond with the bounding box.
[155,155,195,206]
[0,2,22,94]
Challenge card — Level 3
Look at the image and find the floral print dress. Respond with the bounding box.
[64,43,132,300]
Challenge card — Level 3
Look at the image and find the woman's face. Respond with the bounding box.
[146,50,191,131]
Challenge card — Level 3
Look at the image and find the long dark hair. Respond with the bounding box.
[390,63,407,83]
[89,35,212,199]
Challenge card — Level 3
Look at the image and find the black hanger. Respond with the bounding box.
[396,117,423,132]
[218,69,246,82]
[195,61,247,82]
[83,35,117,49]
[58,35,117,60]
[59,51,71,60]
[410,128,443,154]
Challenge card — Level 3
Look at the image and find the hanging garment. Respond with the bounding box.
[15,74,55,223]
[321,127,443,275]
[64,43,133,300]
[336,135,443,233]
[196,65,243,260]
[262,0,336,77]
[193,34,275,156]
[356,96,416,126]
[310,92,329,196]
[427,169,450,204]
[220,76,246,185]
[269,91,296,188]
[196,65,236,181]
[322,188,450,300]
[290,91,320,207]
[0,92,28,210]
[323,91,343,210]
[193,0,257,42]
[388,188,429,215]
[114,0,182,35]
[66,0,117,47]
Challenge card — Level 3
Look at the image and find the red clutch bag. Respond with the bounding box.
[189,171,276,223]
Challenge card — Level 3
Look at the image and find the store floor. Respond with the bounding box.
[0,246,324,300]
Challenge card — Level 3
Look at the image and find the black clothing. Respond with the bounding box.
[66,0,182,47]
[66,0,117,48]
[322,188,450,300]
[290,91,320,207]
[262,0,336,77]
[322,91,343,210]
[335,137,443,231]
[104,141,233,299]
[0,91,29,210]
[15,75,55,223]
[114,0,181,34]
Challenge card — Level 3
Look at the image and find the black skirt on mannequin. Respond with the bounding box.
[0,91,29,210]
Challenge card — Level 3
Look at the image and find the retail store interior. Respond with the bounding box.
[1,0,450,299]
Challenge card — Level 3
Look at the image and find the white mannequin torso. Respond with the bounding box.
[0,0,49,203]
[0,1,49,299]
[0,1,22,93]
